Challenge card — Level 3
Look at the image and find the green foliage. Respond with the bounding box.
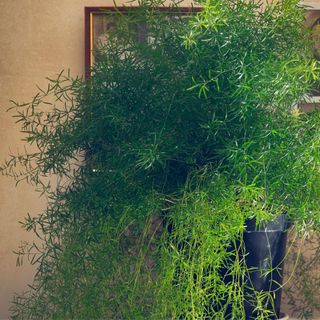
[154,174,248,319]
[2,0,320,318]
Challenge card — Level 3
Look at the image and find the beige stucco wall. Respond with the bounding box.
[0,1,319,319]
[0,1,126,319]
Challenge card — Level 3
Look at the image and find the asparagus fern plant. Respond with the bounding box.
[2,0,320,318]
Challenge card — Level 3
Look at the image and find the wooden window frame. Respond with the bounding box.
[84,6,201,79]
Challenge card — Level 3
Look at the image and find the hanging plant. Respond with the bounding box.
[2,0,320,319]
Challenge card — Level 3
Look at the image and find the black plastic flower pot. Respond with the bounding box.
[242,214,289,320]
[164,214,289,319]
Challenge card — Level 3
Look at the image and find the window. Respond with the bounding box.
[84,6,200,78]
[305,6,320,103]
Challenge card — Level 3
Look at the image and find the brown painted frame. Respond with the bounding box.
[84,6,201,79]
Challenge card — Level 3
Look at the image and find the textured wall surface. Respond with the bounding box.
[0,1,126,318]
[0,1,319,319]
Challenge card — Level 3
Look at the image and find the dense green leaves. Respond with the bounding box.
[3,0,320,318]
